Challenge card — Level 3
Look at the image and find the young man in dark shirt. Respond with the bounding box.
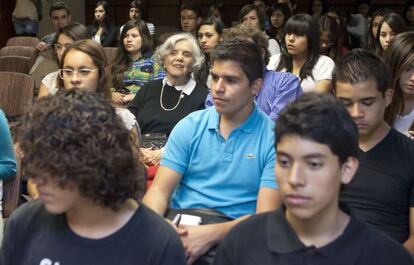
[0,90,186,265]
[334,49,414,254]
[213,92,414,265]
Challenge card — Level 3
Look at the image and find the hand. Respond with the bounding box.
[35,41,48,52]
[111,92,126,105]
[178,225,217,265]
[122,93,135,103]
[408,131,414,140]
[141,148,162,165]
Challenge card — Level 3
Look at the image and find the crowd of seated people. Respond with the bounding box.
[1,0,414,264]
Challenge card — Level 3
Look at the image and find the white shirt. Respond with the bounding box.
[267,54,335,93]
[394,109,414,136]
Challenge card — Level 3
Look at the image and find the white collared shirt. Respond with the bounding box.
[162,76,197,96]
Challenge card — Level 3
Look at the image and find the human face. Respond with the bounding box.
[54,33,73,62]
[319,31,333,54]
[164,40,194,84]
[254,1,266,13]
[129,7,140,20]
[379,22,396,50]
[181,9,198,33]
[271,10,285,29]
[285,33,308,57]
[242,10,260,30]
[210,59,261,122]
[335,80,392,139]
[358,4,369,17]
[400,63,414,95]
[31,170,82,215]
[371,15,383,38]
[198,25,221,54]
[276,134,356,221]
[123,27,142,57]
[94,5,106,22]
[312,0,323,16]
[50,9,71,30]
[62,50,100,92]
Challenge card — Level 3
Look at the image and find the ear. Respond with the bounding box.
[384,88,393,107]
[340,157,359,184]
[251,78,263,96]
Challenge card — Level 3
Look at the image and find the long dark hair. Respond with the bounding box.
[375,13,407,56]
[111,19,152,91]
[277,14,320,81]
[383,32,414,126]
[318,15,340,62]
[367,8,394,51]
[266,3,291,41]
[90,1,111,34]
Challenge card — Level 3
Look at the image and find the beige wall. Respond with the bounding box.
[38,0,85,38]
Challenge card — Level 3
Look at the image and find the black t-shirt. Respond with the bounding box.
[0,201,186,265]
[213,208,414,265]
[128,79,208,135]
[340,129,414,243]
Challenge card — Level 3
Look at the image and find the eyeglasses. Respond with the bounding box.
[58,68,98,79]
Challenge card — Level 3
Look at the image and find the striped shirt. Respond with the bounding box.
[123,56,165,94]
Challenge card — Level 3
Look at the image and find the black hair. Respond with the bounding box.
[266,3,291,41]
[277,14,320,81]
[276,92,359,164]
[333,49,392,94]
[20,90,146,210]
[367,8,394,50]
[111,19,152,91]
[375,13,407,56]
[210,38,264,84]
[49,1,70,17]
[238,4,266,31]
[180,3,202,18]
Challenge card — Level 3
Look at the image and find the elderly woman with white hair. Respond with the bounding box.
[128,33,208,164]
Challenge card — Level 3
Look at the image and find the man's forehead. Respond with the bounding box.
[51,9,69,17]
[211,60,245,77]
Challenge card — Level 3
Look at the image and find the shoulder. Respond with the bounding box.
[314,55,335,70]
[267,54,281,70]
[115,108,137,130]
[6,200,51,232]
[222,212,270,249]
[389,129,414,158]
[359,220,414,263]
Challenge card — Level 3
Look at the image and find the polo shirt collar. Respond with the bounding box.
[206,105,260,134]
[267,205,366,265]
[162,76,196,96]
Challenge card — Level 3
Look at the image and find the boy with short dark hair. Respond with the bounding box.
[334,49,414,255]
[213,92,414,264]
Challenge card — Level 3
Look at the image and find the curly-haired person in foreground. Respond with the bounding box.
[0,90,186,265]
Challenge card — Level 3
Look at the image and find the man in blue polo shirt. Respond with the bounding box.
[143,39,280,264]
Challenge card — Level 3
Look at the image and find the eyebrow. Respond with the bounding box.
[277,150,326,159]
[210,72,240,80]
[337,96,377,101]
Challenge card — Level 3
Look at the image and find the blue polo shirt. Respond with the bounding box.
[161,105,277,219]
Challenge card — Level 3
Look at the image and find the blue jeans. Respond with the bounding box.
[12,17,38,35]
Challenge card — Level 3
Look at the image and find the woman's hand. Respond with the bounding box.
[141,148,162,165]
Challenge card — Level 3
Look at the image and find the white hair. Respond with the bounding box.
[154,32,205,73]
